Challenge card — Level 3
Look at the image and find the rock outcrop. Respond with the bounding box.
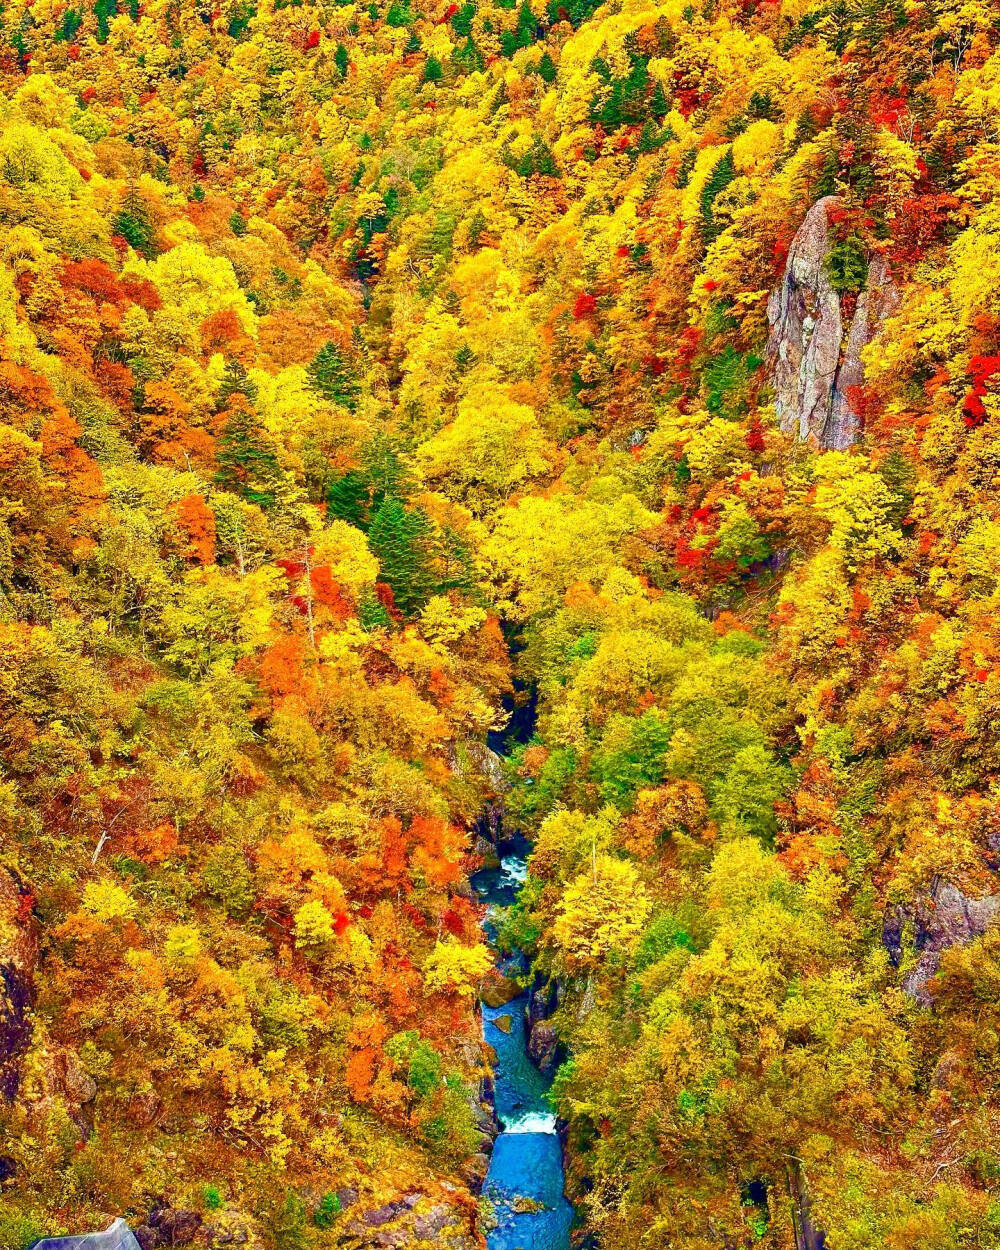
[525,981,562,1079]
[526,1020,559,1078]
[883,879,1000,1005]
[134,1206,203,1250]
[767,197,898,450]
[340,1191,480,1249]
[828,256,898,447]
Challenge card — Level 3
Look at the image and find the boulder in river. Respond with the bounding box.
[527,1020,560,1079]
[480,970,521,1008]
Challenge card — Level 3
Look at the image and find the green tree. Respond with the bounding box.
[215,405,282,511]
[112,185,156,257]
[326,470,370,528]
[367,496,438,615]
[306,341,361,411]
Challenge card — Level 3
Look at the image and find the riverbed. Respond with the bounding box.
[472,835,573,1250]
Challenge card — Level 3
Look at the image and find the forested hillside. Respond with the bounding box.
[2,0,1000,1246]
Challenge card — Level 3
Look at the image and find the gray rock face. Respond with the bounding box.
[526,1020,560,1078]
[883,879,1000,1005]
[828,256,900,449]
[767,198,897,450]
[768,196,844,446]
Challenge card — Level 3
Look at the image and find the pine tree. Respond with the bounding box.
[306,342,361,411]
[367,497,438,615]
[423,54,443,82]
[216,359,258,410]
[650,79,669,119]
[537,51,556,82]
[112,186,156,257]
[335,43,349,75]
[326,470,370,529]
[215,365,280,510]
[215,407,282,510]
[450,2,475,35]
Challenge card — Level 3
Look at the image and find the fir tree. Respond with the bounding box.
[215,406,281,511]
[306,342,361,411]
[112,186,156,257]
[450,2,475,35]
[214,363,279,509]
[650,79,669,119]
[326,470,371,529]
[367,497,438,615]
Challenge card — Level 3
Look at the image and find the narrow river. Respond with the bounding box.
[471,832,573,1250]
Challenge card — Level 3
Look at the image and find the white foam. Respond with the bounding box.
[500,856,528,885]
[501,1111,557,1134]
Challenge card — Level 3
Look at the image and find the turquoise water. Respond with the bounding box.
[473,852,573,1250]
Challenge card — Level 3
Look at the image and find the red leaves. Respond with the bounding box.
[60,257,124,305]
[312,566,354,621]
[868,93,908,130]
[963,354,1000,428]
[963,392,987,427]
[254,634,308,700]
[333,911,350,936]
[968,353,1000,386]
[745,419,766,453]
[573,291,597,319]
[305,28,320,47]
[893,193,959,261]
[119,275,162,312]
[199,308,245,356]
[442,907,465,937]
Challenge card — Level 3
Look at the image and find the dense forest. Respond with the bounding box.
[1,0,1000,1245]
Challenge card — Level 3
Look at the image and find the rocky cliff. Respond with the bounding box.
[767,197,898,450]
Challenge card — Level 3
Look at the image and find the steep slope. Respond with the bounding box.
[2,0,1000,1248]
